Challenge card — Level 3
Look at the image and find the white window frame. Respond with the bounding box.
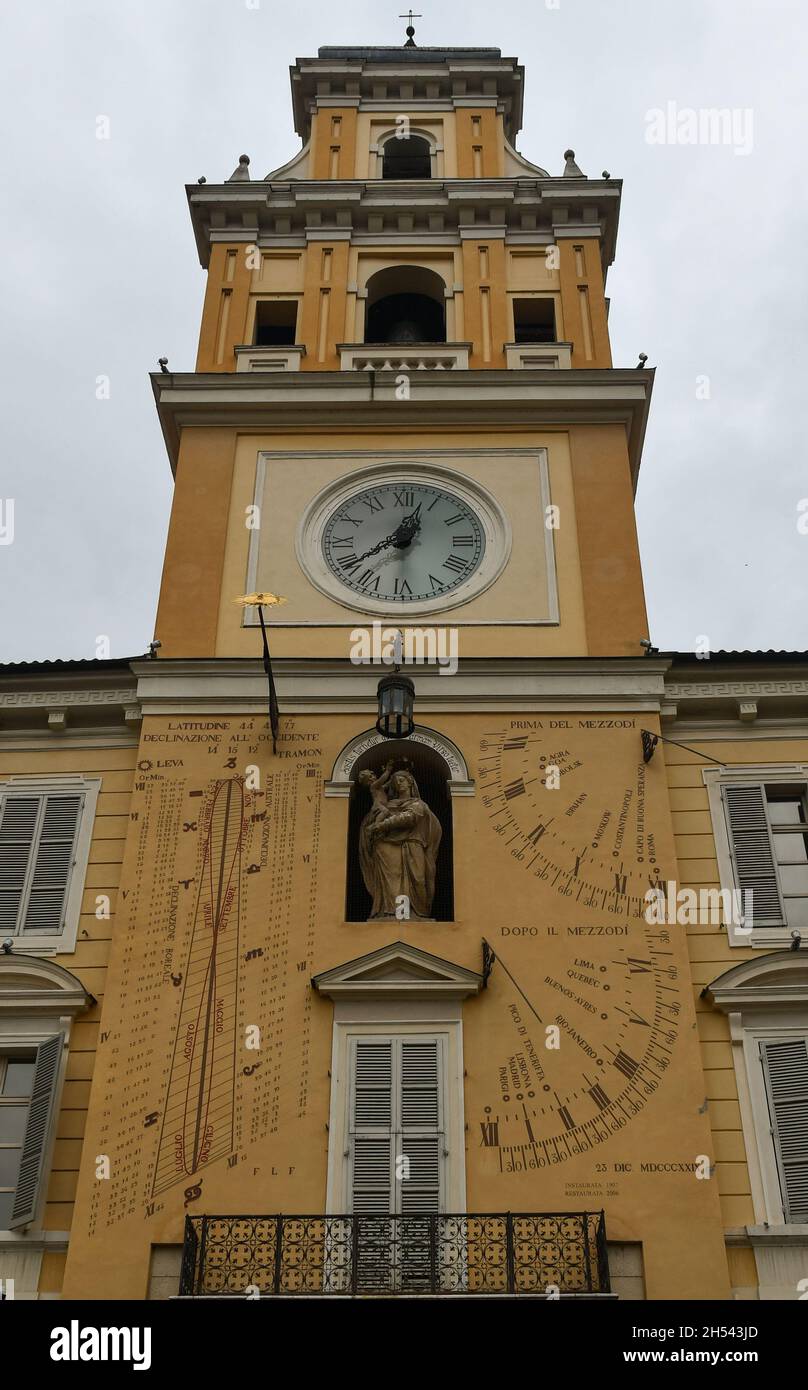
[0,776,100,954]
[703,764,808,949]
[0,1026,66,1236]
[707,955,808,1231]
[742,1021,808,1227]
[328,1014,465,1215]
[370,125,443,179]
[0,955,90,1259]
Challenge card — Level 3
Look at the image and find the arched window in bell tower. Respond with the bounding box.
[345,741,454,923]
[364,266,447,345]
[382,134,432,179]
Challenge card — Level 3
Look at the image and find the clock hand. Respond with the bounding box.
[391,503,422,548]
[350,530,402,565]
[349,505,424,565]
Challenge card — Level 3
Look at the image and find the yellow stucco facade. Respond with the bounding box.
[1,39,806,1305]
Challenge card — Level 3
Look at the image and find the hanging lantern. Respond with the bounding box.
[375,671,415,739]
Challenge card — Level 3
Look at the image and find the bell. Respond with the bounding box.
[388,319,422,344]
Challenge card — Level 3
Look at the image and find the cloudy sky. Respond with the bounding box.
[1,0,805,661]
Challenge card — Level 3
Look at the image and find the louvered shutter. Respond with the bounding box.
[760,1039,808,1223]
[0,793,82,936]
[9,1032,64,1229]
[399,1040,442,1214]
[348,1037,444,1215]
[723,784,785,927]
[350,1039,395,1212]
[0,797,40,933]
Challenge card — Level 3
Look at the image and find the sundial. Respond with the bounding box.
[473,719,682,1172]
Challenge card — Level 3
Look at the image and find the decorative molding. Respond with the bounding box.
[0,731,139,751]
[150,368,653,487]
[0,953,94,1016]
[312,941,483,1001]
[339,343,470,371]
[325,724,473,796]
[705,952,808,1011]
[666,681,808,700]
[289,454,516,620]
[504,342,572,370]
[235,345,306,373]
[0,688,136,709]
[132,657,671,717]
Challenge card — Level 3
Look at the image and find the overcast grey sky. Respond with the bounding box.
[1,0,806,661]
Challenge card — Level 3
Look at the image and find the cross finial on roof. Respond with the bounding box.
[399,10,422,46]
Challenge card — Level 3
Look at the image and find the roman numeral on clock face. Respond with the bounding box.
[453,534,474,546]
[360,495,384,513]
[443,554,467,574]
[393,489,415,507]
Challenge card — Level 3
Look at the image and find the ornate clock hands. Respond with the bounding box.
[349,504,423,566]
[391,503,422,548]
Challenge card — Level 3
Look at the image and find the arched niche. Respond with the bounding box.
[326,726,473,797]
[364,265,447,345]
[328,727,473,926]
[371,127,442,179]
[382,133,432,179]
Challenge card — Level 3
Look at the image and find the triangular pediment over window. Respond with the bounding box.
[312,941,483,1000]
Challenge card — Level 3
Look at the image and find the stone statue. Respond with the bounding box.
[357,765,442,920]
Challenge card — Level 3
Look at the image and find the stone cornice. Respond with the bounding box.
[290,49,525,144]
[186,176,621,270]
[0,678,140,736]
[151,367,653,488]
[132,656,670,717]
[661,668,808,727]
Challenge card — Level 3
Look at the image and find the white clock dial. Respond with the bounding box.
[322,481,486,602]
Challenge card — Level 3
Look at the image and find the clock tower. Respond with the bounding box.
[60,35,734,1301]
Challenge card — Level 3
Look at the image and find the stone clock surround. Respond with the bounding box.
[293,458,513,617]
[244,447,555,628]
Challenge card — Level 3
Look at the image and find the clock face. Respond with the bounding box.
[321,480,486,603]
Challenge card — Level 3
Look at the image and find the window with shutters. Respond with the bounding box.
[0,1034,64,1230]
[760,1038,808,1223]
[0,778,99,951]
[349,1035,444,1215]
[707,955,808,1232]
[705,769,808,946]
[342,1033,451,1292]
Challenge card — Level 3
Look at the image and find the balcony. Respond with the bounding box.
[339,343,471,372]
[179,1211,610,1297]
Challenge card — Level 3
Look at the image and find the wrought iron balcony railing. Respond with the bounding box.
[179,1211,609,1297]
